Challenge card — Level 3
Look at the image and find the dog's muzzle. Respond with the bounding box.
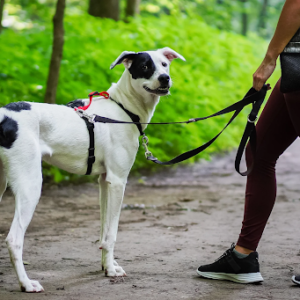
[144,74,171,95]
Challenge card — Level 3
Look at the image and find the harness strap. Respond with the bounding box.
[81,117,95,175]
[109,97,144,136]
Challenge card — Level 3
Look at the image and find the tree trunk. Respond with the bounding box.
[44,0,66,104]
[0,0,5,34]
[257,0,269,34]
[125,0,140,19]
[88,0,119,21]
[240,0,248,36]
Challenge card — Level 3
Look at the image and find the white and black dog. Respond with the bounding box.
[0,48,185,292]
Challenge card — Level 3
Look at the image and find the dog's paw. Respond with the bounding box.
[21,280,44,293]
[113,260,119,266]
[105,265,126,277]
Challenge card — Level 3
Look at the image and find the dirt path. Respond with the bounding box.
[1,140,300,300]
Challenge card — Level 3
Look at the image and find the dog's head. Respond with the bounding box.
[110,48,185,97]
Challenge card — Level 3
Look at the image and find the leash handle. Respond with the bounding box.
[234,87,266,176]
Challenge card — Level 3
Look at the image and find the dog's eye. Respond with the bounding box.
[162,62,168,67]
[142,65,148,70]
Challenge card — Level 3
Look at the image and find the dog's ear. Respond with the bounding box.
[158,47,186,62]
[110,51,137,69]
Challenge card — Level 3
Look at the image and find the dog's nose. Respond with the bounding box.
[158,74,170,85]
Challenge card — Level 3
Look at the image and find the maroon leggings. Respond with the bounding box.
[237,79,300,251]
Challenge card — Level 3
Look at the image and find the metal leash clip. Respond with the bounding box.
[142,134,155,159]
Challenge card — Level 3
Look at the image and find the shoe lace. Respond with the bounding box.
[214,243,235,262]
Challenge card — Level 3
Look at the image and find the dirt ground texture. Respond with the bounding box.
[1,140,300,300]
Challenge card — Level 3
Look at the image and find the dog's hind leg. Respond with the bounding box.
[5,150,44,292]
[100,174,126,277]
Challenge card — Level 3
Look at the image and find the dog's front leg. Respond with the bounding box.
[99,173,108,271]
[99,174,126,277]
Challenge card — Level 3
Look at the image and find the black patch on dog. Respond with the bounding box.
[66,99,85,109]
[4,102,31,112]
[0,116,18,149]
[128,53,156,80]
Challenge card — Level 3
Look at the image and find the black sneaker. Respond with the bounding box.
[196,243,264,283]
[292,275,300,285]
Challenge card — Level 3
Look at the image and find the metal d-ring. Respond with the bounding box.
[247,115,257,123]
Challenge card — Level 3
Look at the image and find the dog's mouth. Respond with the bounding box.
[143,85,170,95]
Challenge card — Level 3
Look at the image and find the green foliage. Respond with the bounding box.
[0,12,280,181]
[140,0,284,38]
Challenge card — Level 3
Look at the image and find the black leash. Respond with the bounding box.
[145,86,268,176]
[77,85,268,176]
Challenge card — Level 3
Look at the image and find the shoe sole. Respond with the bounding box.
[197,270,264,284]
[292,276,300,285]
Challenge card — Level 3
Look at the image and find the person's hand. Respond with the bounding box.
[253,55,277,91]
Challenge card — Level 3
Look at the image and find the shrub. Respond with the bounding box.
[0,13,280,181]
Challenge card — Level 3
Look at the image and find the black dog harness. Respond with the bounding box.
[75,86,268,176]
[74,92,144,175]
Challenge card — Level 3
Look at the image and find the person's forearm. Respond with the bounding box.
[266,0,300,61]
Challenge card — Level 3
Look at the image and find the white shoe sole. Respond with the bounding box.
[197,270,264,284]
[292,276,300,285]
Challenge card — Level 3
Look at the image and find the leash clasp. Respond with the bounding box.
[142,134,156,159]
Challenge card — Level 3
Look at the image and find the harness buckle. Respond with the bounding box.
[87,155,96,164]
[76,109,96,123]
[87,114,96,123]
[76,108,85,117]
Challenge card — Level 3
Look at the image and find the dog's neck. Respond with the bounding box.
[107,70,160,129]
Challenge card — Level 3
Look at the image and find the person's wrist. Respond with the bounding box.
[265,48,280,64]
